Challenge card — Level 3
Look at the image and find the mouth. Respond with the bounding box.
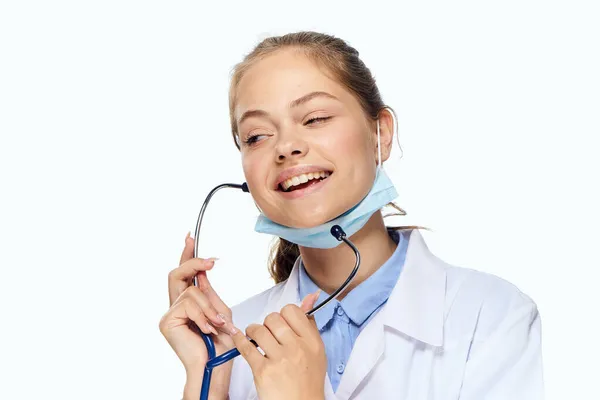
[277,170,332,192]
[276,170,333,198]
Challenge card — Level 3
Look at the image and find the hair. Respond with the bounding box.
[228,31,428,283]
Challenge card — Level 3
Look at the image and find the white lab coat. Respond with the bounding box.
[229,229,544,399]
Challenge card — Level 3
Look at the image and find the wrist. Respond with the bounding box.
[206,363,233,400]
[183,366,204,400]
[184,364,231,400]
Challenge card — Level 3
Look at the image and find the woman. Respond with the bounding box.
[159,32,544,400]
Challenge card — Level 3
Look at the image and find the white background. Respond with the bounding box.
[1,1,598,399]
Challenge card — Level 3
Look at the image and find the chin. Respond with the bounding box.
[289,217,327,229]
[282,205,346,229]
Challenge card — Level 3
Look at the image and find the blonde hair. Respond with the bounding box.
[228,31,426,283]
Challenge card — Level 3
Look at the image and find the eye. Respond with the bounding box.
[244,134,265,146]
[305,116,331,125]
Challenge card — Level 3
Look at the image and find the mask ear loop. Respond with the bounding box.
[376,106,401,168]
[386,106,401,160]
[377,118,383,169]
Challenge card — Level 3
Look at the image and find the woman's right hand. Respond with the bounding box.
[159,232,236,399]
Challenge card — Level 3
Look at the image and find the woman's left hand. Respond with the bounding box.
[231,290,326,400]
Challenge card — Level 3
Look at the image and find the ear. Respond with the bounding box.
[374,107,395,165]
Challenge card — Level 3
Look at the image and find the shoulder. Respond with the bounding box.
[445,261,537,310]
[441,259,540,342]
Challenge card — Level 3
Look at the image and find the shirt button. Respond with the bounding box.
[336,306,344,316]
[336,363,345,374]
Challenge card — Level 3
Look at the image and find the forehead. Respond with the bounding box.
[234,49,351,116]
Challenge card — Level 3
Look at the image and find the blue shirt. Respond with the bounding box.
[298,228,409,392]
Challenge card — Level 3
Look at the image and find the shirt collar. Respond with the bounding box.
[274,228,446,347]
[298,229,409,330]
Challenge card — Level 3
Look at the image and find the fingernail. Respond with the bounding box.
[207,257,219,262]
[185,231,190,242]
[217,313,227,324]
[229,325,238,335]
[313,289,322,300]
[206,323,218,336]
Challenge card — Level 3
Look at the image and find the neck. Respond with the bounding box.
[298,212,397,300]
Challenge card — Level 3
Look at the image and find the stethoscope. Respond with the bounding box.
[192,182,362,400]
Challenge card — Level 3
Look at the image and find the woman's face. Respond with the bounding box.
[235,49,379,228]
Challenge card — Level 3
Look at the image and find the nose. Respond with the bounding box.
[275,131,309,163]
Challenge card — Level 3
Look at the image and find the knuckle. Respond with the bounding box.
[185,300,204,320]
[180,296,193,308]
[245,323,258,335]
[245,323,262,337]
[263,312,280,326]
[167,268,178,281]
[158,314,167,333]
[182,296,199,310]
[158,309,175,334]
[183,285,201,297]
[281,303,298,318]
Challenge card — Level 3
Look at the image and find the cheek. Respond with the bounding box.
[241,154,268,192]
[241,156,257,183]
[325,121,372,161]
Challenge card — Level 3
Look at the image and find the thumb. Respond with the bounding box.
[300,289,321,314]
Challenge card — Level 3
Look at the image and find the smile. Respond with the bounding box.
[279,171,331,191]
[277,171,332,199]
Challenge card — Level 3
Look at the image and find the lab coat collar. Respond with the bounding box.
[382,228,446,347]
[273,228,446,347]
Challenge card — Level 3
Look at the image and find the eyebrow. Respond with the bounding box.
[237,91,339,127]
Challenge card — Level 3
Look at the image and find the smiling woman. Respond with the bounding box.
[233,50,397,228]
[159,31,544,400]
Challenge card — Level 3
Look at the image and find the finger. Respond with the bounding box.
[300,290,321,330]
[175,286,226,328]
[300,289,321,314]
[179,232,194,266]
[168,258,216,305]
[245,323,282,359]
[172,258,217,282]
[263,312,297,345]
[230,326,265,371]
[182,234,210,291]
[280,303,319,339]
[197,273,228,314]
[162,296,218,337]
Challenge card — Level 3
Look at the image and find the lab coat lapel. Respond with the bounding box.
[330,228,446,400]
[334,311,385,400]
[382,228,446,346]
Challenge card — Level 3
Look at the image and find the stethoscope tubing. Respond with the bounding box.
[193,183,361,400]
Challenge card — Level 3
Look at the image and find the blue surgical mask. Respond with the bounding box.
[254,166,398,248]
[254,118,398,248]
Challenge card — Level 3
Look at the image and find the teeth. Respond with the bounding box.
[280,171,331,191]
